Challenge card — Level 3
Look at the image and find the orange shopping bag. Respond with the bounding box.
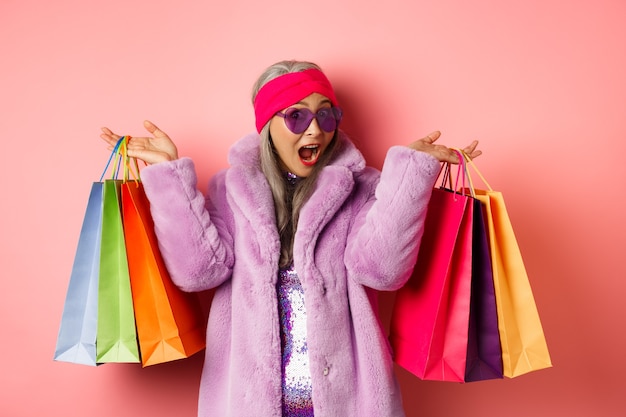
[119,140,206,367]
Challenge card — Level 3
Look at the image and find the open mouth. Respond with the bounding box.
[298,145,320,166]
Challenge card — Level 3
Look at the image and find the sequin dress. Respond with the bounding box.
[277,171,314,416]
[278,265,314,416]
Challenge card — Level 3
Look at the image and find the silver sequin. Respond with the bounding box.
[278,264,314,416]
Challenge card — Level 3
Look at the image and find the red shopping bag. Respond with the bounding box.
[390,161,474,382]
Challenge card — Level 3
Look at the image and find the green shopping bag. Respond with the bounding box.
[95,139,140,363]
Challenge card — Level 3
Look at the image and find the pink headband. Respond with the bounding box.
[253,68,339,133]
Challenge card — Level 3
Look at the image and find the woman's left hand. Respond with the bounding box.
[100,120,178,165]
[408,131,482,163]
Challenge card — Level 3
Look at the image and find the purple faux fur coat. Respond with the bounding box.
[140,132,440,417]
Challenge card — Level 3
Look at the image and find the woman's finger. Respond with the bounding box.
[143,120,170,139]
[422,130,441,144]
[100,127,121,140]
[461,140,482,160]
[463,140,478,153]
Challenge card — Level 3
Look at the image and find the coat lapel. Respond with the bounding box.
[296,134,364,254]
[225,136,281,277]
[224,132,365,284]
[296,165,354,250]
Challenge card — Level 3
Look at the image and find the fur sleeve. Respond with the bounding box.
[345,146,440,290]
[140,158,235,292]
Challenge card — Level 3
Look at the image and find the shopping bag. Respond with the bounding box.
[95,178,140,363]
[54,182,103,366]
[121,180,206,366]
[463,154,551,377]
[96,139,140,363]
[390,159,474,382]
[464,198,503,382]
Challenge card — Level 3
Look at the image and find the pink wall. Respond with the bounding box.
[2,0,625,415]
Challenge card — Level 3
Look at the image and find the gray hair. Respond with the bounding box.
[252,60,340,268]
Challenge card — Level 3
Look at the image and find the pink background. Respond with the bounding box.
[2,0,625,416]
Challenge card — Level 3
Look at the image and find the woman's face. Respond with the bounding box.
[269,93,336,177]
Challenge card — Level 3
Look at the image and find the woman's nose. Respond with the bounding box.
[304,117,322,135]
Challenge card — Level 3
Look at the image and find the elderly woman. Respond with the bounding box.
[101,60,480,417]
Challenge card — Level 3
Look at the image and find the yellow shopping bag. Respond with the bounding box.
[464,154,552,378]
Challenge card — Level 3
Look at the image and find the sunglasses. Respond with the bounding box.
[275,107,343,134]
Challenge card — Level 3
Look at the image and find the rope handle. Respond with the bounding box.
[120,137,140,184]
[456,148,493,192]
[98,136,140,183]
[99,137,124,182]
[437,149,469,201]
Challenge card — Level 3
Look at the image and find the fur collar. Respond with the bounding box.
[224,132,367,273]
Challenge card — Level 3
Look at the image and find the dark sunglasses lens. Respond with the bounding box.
[317,107,342,132]
[283,107,342,133]
[284,108,314,133]
[316,109,335,132]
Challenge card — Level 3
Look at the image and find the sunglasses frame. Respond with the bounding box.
[275,106,343,134]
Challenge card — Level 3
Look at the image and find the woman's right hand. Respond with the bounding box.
[408,131,481,164]
[100,120,178,165]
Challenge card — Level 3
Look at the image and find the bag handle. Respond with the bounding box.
[98,136,140,184]
[457,149,493,192]
[448,147,476,198]
[120,137,140,185]
[99,137,124,181]
[437,149,468,201]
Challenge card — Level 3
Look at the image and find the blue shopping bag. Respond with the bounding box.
[54,182,103,366]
